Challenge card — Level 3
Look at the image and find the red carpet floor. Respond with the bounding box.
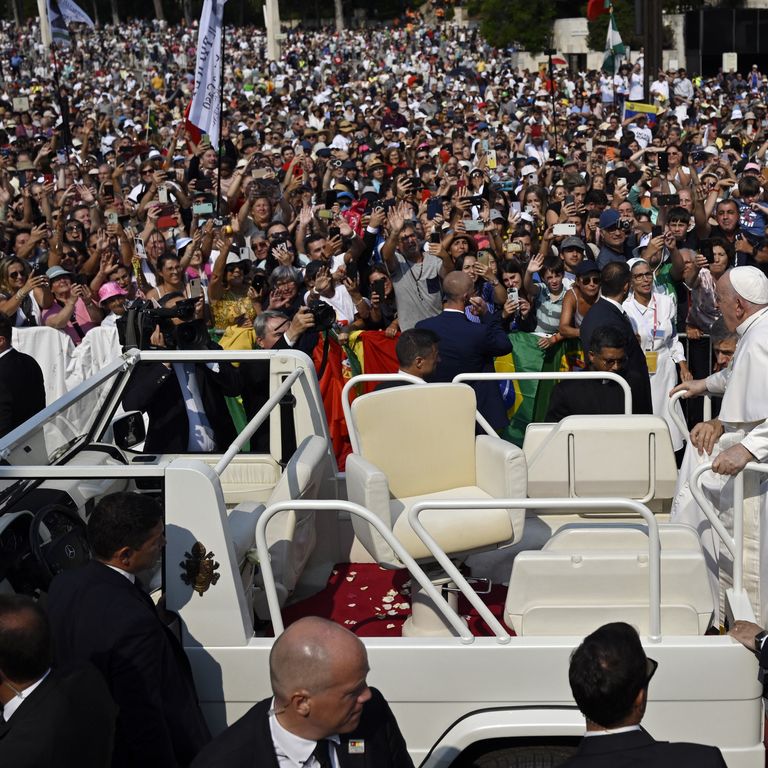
[281,562,513,637]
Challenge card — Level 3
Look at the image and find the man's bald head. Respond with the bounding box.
[270,617,367,703]
[443,270,473,303]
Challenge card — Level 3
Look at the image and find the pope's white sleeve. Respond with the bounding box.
[705,369,729,395]
[741,420,768,462]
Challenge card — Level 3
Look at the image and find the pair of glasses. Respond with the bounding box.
[633,272,653,280]
[580,276,601,285]
[8,271,24,279]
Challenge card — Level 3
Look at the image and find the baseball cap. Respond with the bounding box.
[560,236,587,252]
[574,259,600,276]
[46,266,74,281]
[598,209,621,229]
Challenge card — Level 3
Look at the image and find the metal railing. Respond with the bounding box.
[256,499,475,642]
[688,461,762,598]
[407,496,663,641]
[257,496,663,642]
[342,371,633,455]
[452,371,633,414]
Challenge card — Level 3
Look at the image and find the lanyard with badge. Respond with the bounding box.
[643,298,662,374]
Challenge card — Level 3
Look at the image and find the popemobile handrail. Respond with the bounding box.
[407,496,662,642]
[342,371,633,456]
[257,496,663,643]
[256,499,474,642]
[687,460,768,598]
[667,389,722,441]
[452,371,633,414]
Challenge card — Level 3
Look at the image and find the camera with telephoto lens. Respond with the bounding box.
[308,301,336,331]
[117,298,209,351]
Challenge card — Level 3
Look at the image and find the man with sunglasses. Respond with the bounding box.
[563,622,726,767]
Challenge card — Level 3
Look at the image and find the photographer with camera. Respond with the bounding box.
[596,209,633,269]
[121,292,241,454]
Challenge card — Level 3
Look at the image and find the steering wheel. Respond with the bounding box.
[29,503,91,588]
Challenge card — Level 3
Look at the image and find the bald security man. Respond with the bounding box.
[415,271,512,430]
[190,617,414,768]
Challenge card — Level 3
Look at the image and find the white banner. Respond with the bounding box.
[189,0,228,151]
[57,0,94,27]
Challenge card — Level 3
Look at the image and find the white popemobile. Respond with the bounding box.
[0,345,763,768]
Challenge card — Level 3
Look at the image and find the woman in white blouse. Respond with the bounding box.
[624,258,691,450]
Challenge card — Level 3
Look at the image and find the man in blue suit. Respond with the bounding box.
[578,261,653,415]
[416,271,512,430]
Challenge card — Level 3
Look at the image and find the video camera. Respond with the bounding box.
[117,298,209,351]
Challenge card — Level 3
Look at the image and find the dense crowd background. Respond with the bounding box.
[0,14,767,457]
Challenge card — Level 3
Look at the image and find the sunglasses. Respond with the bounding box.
[8,270,24,279]
[580,275,601,285]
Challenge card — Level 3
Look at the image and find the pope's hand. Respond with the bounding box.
[670,378,707,398]
[712,443,754,476]
[690,419,724,455]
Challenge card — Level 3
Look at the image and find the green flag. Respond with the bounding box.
[603,9,626,74]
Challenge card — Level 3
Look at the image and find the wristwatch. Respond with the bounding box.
[754,630,768,653]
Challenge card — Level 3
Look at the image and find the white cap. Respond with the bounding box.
[730,266,768,304]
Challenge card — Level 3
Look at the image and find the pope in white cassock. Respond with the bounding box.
[671,266,768,626]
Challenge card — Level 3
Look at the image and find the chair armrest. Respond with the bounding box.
[475,435,528,543]
[345,454,398,564]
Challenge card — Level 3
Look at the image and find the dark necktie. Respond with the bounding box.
[312,739,333,768]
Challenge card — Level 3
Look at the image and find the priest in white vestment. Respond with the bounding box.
[671,266,768,626]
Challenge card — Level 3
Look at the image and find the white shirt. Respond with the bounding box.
[269,701,341,768]
[0,347,10,361]
[105,563,135,583]
[584,725,642,738]
[3,669,51,721]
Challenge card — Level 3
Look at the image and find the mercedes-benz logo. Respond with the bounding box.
[64,544,76,560]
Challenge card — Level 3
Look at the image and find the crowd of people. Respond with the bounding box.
[4,12,768,765]
[0,14,767,449]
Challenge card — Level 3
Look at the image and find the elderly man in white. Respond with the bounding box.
[671,266,768,626]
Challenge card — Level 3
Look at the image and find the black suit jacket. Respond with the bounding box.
[0,347,46,438]
[545,377,626,421]
[190,688,414,768]
[560,727,726,768]
[578,297,653,415]
[0,665,116,768]
[416,310,512,431]
[121,349,240,453]
[47,561,211,768]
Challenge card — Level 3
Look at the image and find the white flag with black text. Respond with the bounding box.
[189,0,228,150]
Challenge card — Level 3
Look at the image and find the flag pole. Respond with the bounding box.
[215,6,226,218]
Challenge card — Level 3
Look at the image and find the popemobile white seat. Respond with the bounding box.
[523,414,678,506]
[505,522,714,636]
[345,383,527,636]
[227,435,335,620]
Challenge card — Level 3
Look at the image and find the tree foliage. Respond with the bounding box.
[467,0,557,53]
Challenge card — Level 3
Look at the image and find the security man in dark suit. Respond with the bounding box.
[191,616,414,768]
[416,271,512,430]
[47,492,211,768]
[562,622,727,768]
[578,261,653,415]
[0,594,116,767]
[546,325,628,421]
[0,312,46,438]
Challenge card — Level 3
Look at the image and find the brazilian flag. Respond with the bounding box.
[496,333,585,446]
